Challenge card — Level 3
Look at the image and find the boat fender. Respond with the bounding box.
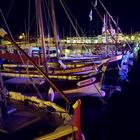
[100,90,106,97]
[48,87,55,102]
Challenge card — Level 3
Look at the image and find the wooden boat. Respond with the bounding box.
[0,23,84,139]
[0,29,122,97]
[0,73,83,140]
[1,54,122,98]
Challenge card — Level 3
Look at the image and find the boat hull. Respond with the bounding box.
[3,71,104,97]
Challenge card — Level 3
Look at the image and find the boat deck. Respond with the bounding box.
[0,110,40,134]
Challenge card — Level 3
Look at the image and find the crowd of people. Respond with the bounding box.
[93,44,140,140]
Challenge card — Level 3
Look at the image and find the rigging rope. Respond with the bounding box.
[60,0,86,36]
[59,0,88,50]
[18,52,44,100]
[0,9,14,40]
[59,0,80,37]
[27,0,30,42]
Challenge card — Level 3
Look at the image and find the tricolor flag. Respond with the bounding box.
[89,9,93,21]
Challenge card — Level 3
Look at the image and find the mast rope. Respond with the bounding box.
[59,0,79,37]
[60,0,86,36]
[59,0,88,51]
[18,52,44,100]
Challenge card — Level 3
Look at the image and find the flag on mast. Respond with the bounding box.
[94,0,97,8]
[102,14,106,33]
[89,9,93,21]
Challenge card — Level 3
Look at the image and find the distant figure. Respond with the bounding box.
[119,52,129,94]
[128,50,134,70]
[119,53,129,80]
[93,47,140,140]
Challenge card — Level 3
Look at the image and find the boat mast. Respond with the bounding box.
[49,0,61,59]
[115,17,119,55]
[0,73,7,117]
[35,0,48,73]
[105,13,109,56]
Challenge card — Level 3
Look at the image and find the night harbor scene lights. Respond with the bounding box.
[0,0,140,139]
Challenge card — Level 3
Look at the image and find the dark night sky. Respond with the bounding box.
[0,0,140,37]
